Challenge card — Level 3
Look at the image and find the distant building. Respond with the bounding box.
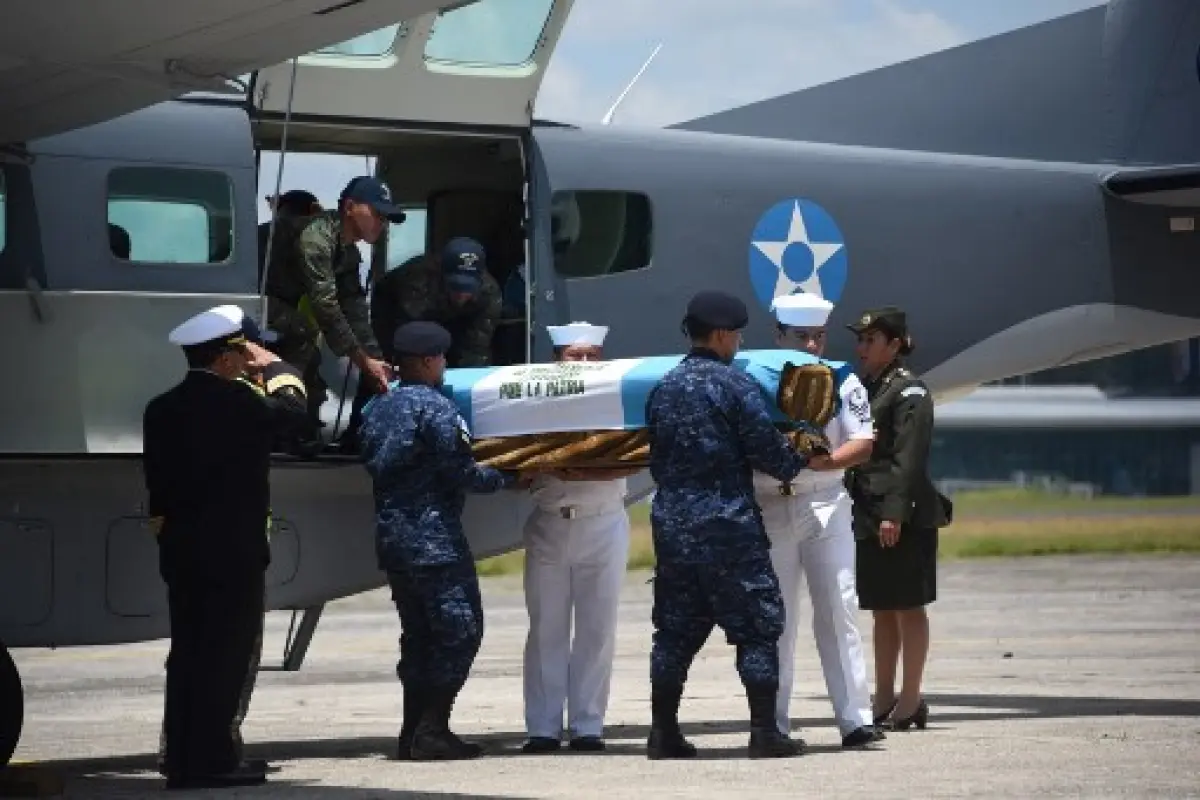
[931,340,1200,496]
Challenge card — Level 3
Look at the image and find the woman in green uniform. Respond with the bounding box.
[844,307,951,733]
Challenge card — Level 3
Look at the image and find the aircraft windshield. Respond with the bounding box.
[313,0,555,66]
[315,25,402,58]
[425,0,555,66]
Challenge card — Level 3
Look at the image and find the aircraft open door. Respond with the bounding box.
[250,0,574,133]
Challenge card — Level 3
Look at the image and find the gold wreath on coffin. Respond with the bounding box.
[472,361,837,470]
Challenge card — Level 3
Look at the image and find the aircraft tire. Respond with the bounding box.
[0,640,22,768]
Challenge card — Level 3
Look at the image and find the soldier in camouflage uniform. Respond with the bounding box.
[339,236,503,452]
[262,176,399,429]
[358,321,523,761]
[257,189,320,276]
[370,236,502,367]
[844,307,951,734]
[643,291,823,760]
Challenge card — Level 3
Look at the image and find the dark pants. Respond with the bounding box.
[157,604,263,763]
[650,552,786,693]
[266,296,326,428]
[161,571,266,777]
[386,561,484,696]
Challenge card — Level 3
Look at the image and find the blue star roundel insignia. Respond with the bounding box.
[748,198,848,310]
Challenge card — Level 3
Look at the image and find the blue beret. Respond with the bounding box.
[684,290,749,331]
[392,321,452,358]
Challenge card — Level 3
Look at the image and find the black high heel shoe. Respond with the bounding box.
[886,699,928,731]
[872,699,897,727]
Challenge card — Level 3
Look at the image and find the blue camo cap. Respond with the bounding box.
[441,236,486,295]
[340,176,407,223]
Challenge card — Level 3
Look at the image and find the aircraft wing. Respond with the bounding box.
[1104,165,1200,207]
[0,0,461,146]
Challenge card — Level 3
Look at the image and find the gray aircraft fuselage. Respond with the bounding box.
[3,0,1200,770]
[3,99,1197,654]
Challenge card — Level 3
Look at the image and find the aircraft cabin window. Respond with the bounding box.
[0,170,6,254]
[550,190,653,279]
[424,0,556,67]
[106,167,234,265]
[315,24,402,58]
[386,207,429,272]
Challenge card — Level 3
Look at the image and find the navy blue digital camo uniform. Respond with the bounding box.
[359,321,517,761]
[644,291,811,760]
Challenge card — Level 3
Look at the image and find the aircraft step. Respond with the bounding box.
[0,763,63,797]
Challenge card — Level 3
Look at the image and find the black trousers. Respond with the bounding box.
[157,600,263,763]
[162,570,266,777]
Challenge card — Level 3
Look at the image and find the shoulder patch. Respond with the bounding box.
[847,385,871,423]
[455,414,472,447]
[900,386,927,398]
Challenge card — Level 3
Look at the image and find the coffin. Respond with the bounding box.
[436,349,857,471]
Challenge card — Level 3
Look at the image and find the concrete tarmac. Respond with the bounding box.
[11,555,1200,798]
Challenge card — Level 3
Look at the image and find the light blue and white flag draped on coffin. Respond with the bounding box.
[425,350,856,470]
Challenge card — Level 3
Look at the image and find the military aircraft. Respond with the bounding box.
[3,0,1199,768]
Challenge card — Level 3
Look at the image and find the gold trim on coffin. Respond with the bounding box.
[472,362,838,470]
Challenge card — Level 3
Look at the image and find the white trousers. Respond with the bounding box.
[522,505,629,739]
[763,483,872,736]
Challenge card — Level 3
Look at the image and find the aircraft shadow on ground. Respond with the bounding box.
[32,690,1200,783]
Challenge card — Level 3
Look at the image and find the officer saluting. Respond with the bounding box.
[358,321,524,761]
[143,305,309,790]
[844,307,950,732]
[644,291,821,760]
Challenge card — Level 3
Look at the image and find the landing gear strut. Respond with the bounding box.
[261,605,324,672]
[0,640,22,768]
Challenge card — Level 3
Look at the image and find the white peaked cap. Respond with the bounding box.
[547,321,608,347]
[168,304,245,347]
[771,292,833,327]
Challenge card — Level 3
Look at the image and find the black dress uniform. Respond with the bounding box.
[143,305,308,789]
[844,308,952,611]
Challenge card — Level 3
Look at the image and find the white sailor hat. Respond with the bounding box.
[547,321,608,347]
[168,304,275,348]
[771,292,833,328]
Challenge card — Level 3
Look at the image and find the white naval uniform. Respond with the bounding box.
[755,372,875,736]
[522,474,630,739]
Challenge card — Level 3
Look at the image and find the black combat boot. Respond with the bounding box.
[746,684,805,759]
[646,683,697,760]
[409,688,484,761]
[395,682,425,760]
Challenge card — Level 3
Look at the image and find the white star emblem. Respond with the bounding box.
[752,201,844,299]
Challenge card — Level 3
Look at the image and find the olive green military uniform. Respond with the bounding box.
[262,212,382,421]
[370,252,502,367]
[844,308,951,611]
